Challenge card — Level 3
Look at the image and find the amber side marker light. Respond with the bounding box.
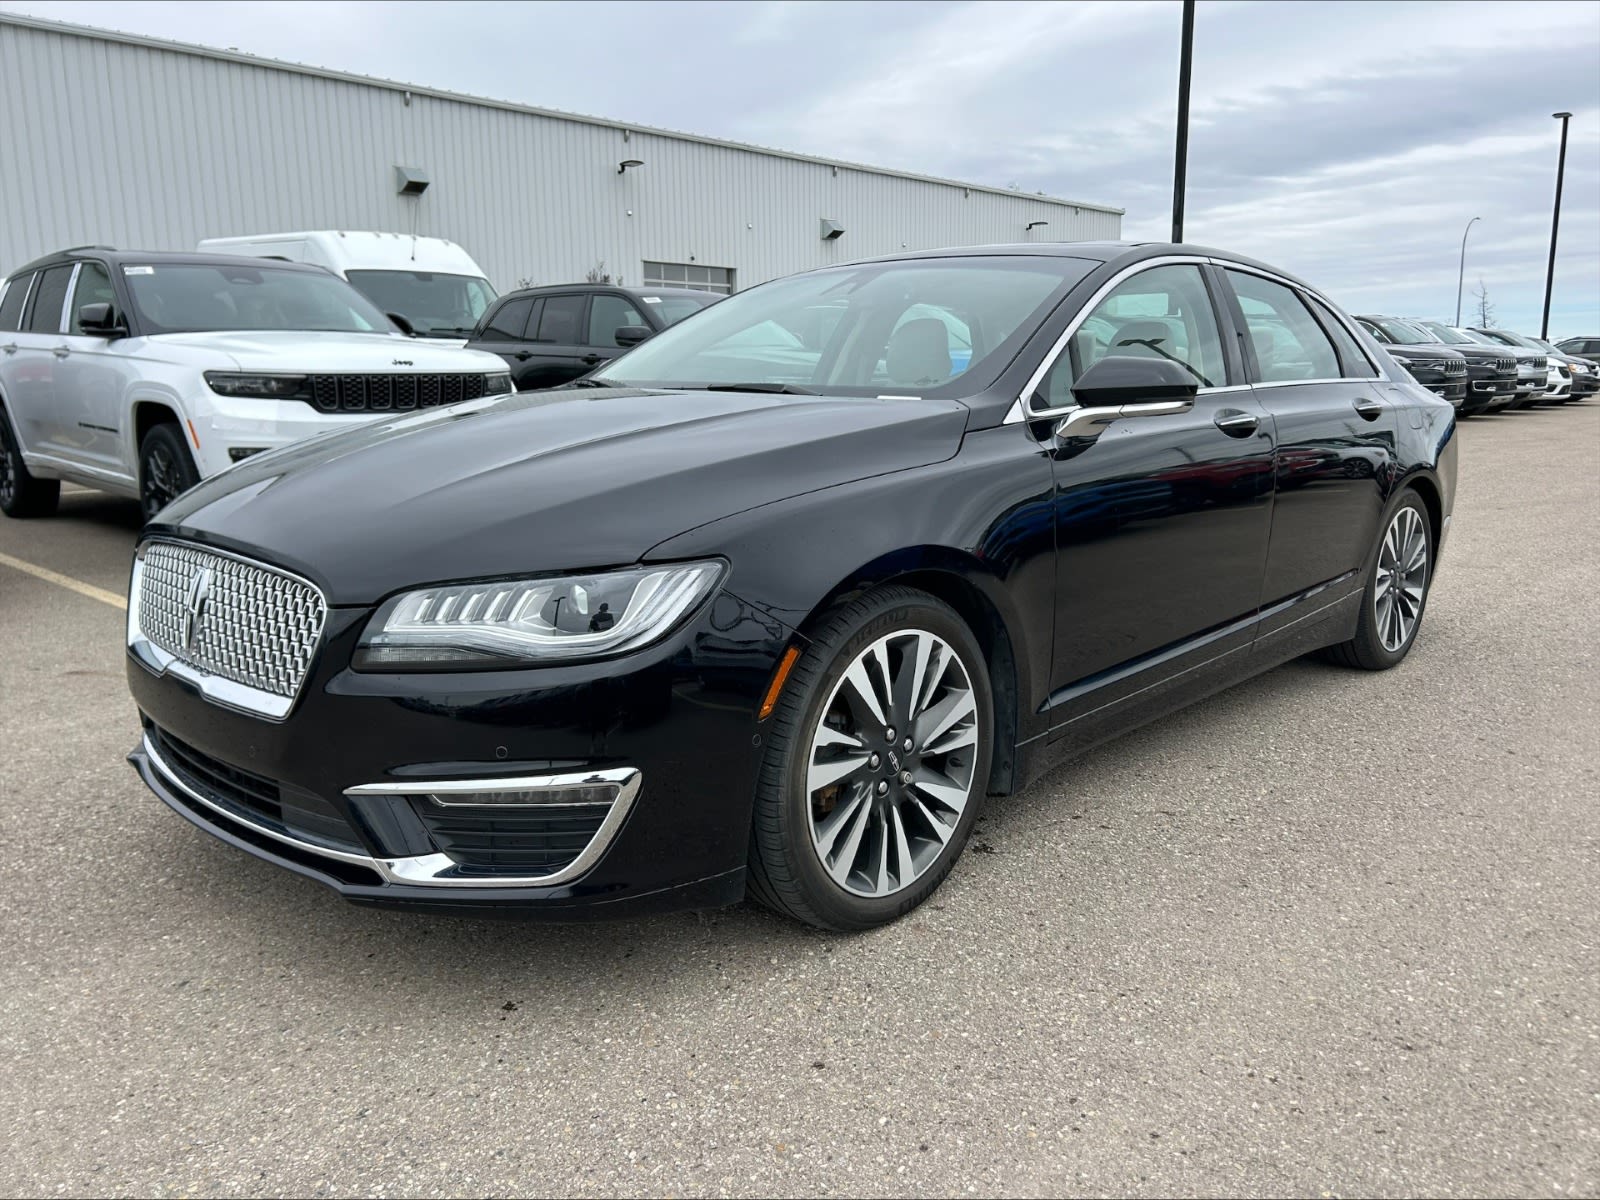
[759,645,802,720]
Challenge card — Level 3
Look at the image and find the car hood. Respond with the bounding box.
[145,330,507,372]
[152,387,969,605]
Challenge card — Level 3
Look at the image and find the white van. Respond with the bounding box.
[196,231,497,339]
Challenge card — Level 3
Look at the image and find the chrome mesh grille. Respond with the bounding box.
[137,542,326,700]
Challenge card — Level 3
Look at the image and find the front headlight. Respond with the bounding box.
[353,561,725,670]
[483,372,513,396]
[1408,358,1450,371]
[205,372,310,398]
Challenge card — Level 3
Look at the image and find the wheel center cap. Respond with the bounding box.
[887,749,902,774]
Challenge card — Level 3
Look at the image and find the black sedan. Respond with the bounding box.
[125,243,1457,930]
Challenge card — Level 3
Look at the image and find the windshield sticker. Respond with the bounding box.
[641,296,662,304]
[122,265,155,275]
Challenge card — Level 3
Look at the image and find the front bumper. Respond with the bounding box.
[126,590,794,915]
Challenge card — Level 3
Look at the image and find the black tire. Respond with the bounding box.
[747,585,994,930]
[0,404,60,518]
[139,423,200,520]
[1321,490,1433,671]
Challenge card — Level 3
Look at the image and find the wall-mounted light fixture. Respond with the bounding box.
[618,159,645,175]
[1026,220,1049,231]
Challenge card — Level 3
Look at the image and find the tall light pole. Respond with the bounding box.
[1171,0,1195,243]
[1455,216,1480,326]
[1540,111,1573,339]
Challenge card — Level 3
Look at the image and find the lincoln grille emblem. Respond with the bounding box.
[181,567,214,653]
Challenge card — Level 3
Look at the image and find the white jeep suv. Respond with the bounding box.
[0,248,513,519]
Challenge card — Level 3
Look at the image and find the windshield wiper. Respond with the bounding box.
[694,382,820,395]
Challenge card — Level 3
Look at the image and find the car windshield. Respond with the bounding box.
[1458,329,1504,347]
[123,263,396,335]
[645,294,720,326]
[1487,329,1540,350]
[594,256,1096,396]
[345,270,497,337]
[1372,318,1435,345]
[1414,321,1473,345]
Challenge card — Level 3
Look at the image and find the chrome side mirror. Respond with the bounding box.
[1053,398,1194,440]
[1048,355,1199,441]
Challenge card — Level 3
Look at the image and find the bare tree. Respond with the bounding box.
[1471,278,1496,328]
[585,260,617,285]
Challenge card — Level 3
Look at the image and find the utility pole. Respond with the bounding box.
[1455,216,1480,326]
[1171,0,1195,243]
[1541,111,1572,339]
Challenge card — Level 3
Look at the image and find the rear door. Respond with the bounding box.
[1038,260,1277,744]
[9,264,76,460]
[469,294,538,388]
[1218,267,1396,639]
[524,293,592,388]
[0,271,39,446]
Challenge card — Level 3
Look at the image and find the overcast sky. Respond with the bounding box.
[6,0,1598,336]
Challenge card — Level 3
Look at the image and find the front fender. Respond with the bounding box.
[645,423,1060,744]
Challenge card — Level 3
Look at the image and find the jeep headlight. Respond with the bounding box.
[353,562,724,670]
[205,372,310,398]
[483,372,513,396]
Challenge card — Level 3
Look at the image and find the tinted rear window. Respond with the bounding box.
[0,273,31,332]
[26,266,74,334]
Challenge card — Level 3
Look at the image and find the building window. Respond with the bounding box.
[643,261,735,295]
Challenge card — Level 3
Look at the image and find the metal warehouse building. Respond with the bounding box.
[0,13,1122,293]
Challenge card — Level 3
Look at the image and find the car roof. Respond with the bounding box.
[496,283,716,300]
[7,247,333,280]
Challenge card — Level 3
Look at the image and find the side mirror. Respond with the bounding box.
[77,302,126,339]
[1053,354,1199,440]
[386,311,417,337]
[614,325,652,348]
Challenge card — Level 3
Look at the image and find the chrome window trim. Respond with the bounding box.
[127,539,330,722]
[1004,254,1211,424]
[146,731,643,889]
[1218,262,1387,383]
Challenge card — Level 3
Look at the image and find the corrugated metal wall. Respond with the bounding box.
[0,16,1122,290]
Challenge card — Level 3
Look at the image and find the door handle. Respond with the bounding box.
[1213,409,1259,437]
[1353,397,1384,421]
[581,353,602,365]
[512,351,532,360]
[52,346,71,359]
[1,343,16,355]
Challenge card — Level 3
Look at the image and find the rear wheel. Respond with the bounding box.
[139,423,200,520]
[0,405,60,518]
[747,586,993,930]
[1322,491,1432,670]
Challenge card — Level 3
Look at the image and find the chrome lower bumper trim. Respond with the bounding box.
[142,732,640,889]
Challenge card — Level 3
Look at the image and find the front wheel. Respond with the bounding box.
[748,586,994,930]
[1322,491,1433,670]
[139,423,200,520]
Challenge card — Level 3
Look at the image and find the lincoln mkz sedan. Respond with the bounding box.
[125,243,1457,930]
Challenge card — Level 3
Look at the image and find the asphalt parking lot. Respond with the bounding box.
[1,403,1596,1198]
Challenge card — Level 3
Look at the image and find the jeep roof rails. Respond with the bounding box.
[62,244,118,253]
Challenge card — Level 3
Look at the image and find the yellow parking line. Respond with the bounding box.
[0,550,127,611]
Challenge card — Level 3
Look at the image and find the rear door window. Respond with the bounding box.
[0,273,32,331]
[25,266,75,334]
[1306,296,1378,378]
[1225,270,1341,383]
[535,295,586,344]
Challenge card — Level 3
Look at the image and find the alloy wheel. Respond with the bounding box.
[142,445,178,517]
[1374,506,1428,653]
[806,629,979,898]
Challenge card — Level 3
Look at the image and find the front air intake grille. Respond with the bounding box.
[411,802,612,876]
[136,541,326,701]
[1444,360,1467,375]
[307,373,489,413]
[1496,357,1516,372]
[1530,356,1547,370]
